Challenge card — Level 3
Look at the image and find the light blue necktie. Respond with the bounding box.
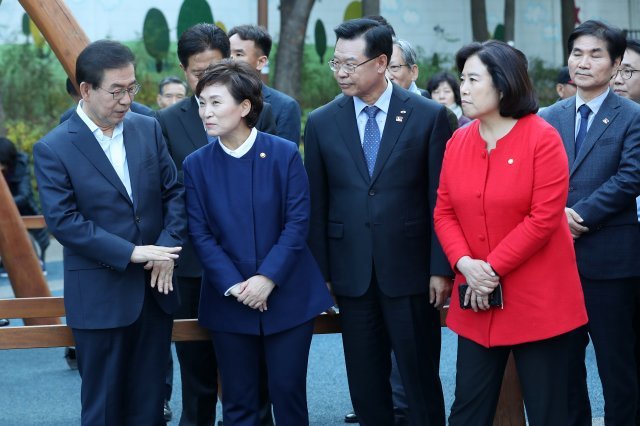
[362,106,381,176]
[575,104,591,154]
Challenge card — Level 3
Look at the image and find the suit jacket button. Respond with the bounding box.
[568,186,574,192]
[368,190,376,196]
[478,235,485,241]
[135,216,141,223]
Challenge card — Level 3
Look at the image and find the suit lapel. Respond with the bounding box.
[559,100,577,167]
[123,117,142,210]
[371,86,411,183]
[571,91,620,174]
[180,96,208,151]
[68,114,132,205]
[335,96,370,182]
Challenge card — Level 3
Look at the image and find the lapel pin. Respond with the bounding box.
[602,118,609,124]
[400,110,406,114]
[507,158,514,165]
[396,116,403,122]
[260,152,266,158]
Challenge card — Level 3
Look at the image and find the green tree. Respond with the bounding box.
[343,1,362,21]
[314,19,327,64]
[143,8,170,72]
[177,0,214,40]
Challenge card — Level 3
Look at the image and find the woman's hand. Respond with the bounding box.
[456,256,500,295]
[463,285,491,312]
[236,275,275,312]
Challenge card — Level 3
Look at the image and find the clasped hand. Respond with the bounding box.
[230,275,275,312]
[456,256,499,312]
[130,245,182,295]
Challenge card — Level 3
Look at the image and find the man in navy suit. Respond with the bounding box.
[34,40,186,425]
[305,18,453,426]
[156,23,275,426]
[540,21,640,426]
[228,24,302,145]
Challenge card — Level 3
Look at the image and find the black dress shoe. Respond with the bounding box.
[64,347,78,370]
[163,399,172,422]
[344,411,358,423]
[0,318,9,327]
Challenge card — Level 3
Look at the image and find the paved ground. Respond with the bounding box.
[0,239,606,424]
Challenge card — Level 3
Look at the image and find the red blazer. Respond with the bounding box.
[434,114,587,347]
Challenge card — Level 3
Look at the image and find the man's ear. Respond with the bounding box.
[79,82,92,101]
[377,54,388,74]
[256,55,268,72]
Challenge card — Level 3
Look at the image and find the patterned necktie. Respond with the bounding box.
[575,104,591,154]
[362,106,381,176]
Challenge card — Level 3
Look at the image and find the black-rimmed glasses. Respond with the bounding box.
[328,55,381,74]
[98,84,141,100]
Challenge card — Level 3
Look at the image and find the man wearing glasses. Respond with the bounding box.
[612,39,640,103]
[33,40,186,425]
[305,18,453,426]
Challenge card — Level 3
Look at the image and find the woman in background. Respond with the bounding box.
[427,71,471,127]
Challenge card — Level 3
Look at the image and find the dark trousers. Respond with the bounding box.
[568,276,640,426]
[212,320,315,426]
[72,285,173,426]
[336,273,444,426]
[449,330,578,426]
[174,276,219,426]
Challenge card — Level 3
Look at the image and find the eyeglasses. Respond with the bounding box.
[614,68,639,80]
[328,55,381,74]
[97,84,141,100]
[387,64,410,73]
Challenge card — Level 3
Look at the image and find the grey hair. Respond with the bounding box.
[392,38,418,66]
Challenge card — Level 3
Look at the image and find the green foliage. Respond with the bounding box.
[143,8,170,72]
[314,20,327,64]
[343,1,362,21]
[177,0,214,40]
[493,24,505,41]
[298,45,340,110]
[528,57,561,107]
[21,13,29,38]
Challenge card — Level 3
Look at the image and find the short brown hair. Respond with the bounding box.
[456,40,538,118]
[195,59,263,128]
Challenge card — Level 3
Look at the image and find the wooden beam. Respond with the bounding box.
[258,0,268,29]
[22,215,46,230]
[18,0,90,87]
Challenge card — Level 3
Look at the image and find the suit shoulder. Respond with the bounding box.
[257,131,299,155]
[307,96,344,123]
[156,97,191,121]
[539,97,572,119]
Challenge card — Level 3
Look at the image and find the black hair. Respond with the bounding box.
[0,137,18,175]
[158,76,187,94]
[334,18,393,63]
[426,72,462,106]
[626,39,640,56]
[195,59,263,128]
[568,20,626,65]
[228,25,272,58]
[75,40,135,88]
[456,40,538,118]
[65,77,78,97]
[363,15,396,37]
[178,23,230,68]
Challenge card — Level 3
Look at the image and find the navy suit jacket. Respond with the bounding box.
[156,96,277,277]
[304,83,453,298]
[539,91,640,279]
[183,131,333,335]
[262,83,302,145]
[34,111,186,329]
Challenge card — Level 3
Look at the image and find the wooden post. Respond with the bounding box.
[18,0,90,88]
[258,0,268,29]
[0,176,56,326]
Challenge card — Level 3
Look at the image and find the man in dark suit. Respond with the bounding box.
[539,20,640,426]
[156,23,275,426]
[228,24,302,145]
[33,40,185,425]
[305,18,453,426]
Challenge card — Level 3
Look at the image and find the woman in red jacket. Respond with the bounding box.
[434,40,588,425]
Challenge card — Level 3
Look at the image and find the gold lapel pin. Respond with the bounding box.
[603,118,609,124]
[260,152,266,158]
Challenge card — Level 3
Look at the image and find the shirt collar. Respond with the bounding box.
[218,127,258,158]
[575,88,609,117]
[408,81,422,95]
[76,101,124,139]
[353,78,393,116]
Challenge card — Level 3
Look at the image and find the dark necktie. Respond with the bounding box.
[362,106,381,176]
[575,104,591,154]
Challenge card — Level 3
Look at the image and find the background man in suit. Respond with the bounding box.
[305,18,453,426]
[157,76,187,110]
[228,24,302,145]
[156,23,274,426]
[33,40,185,425]
[386,39,427,97]
[539,20,640,426]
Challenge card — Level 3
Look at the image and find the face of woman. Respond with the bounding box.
[459,55,501,120]
[198,83,250,139]
[432,81,456,107]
